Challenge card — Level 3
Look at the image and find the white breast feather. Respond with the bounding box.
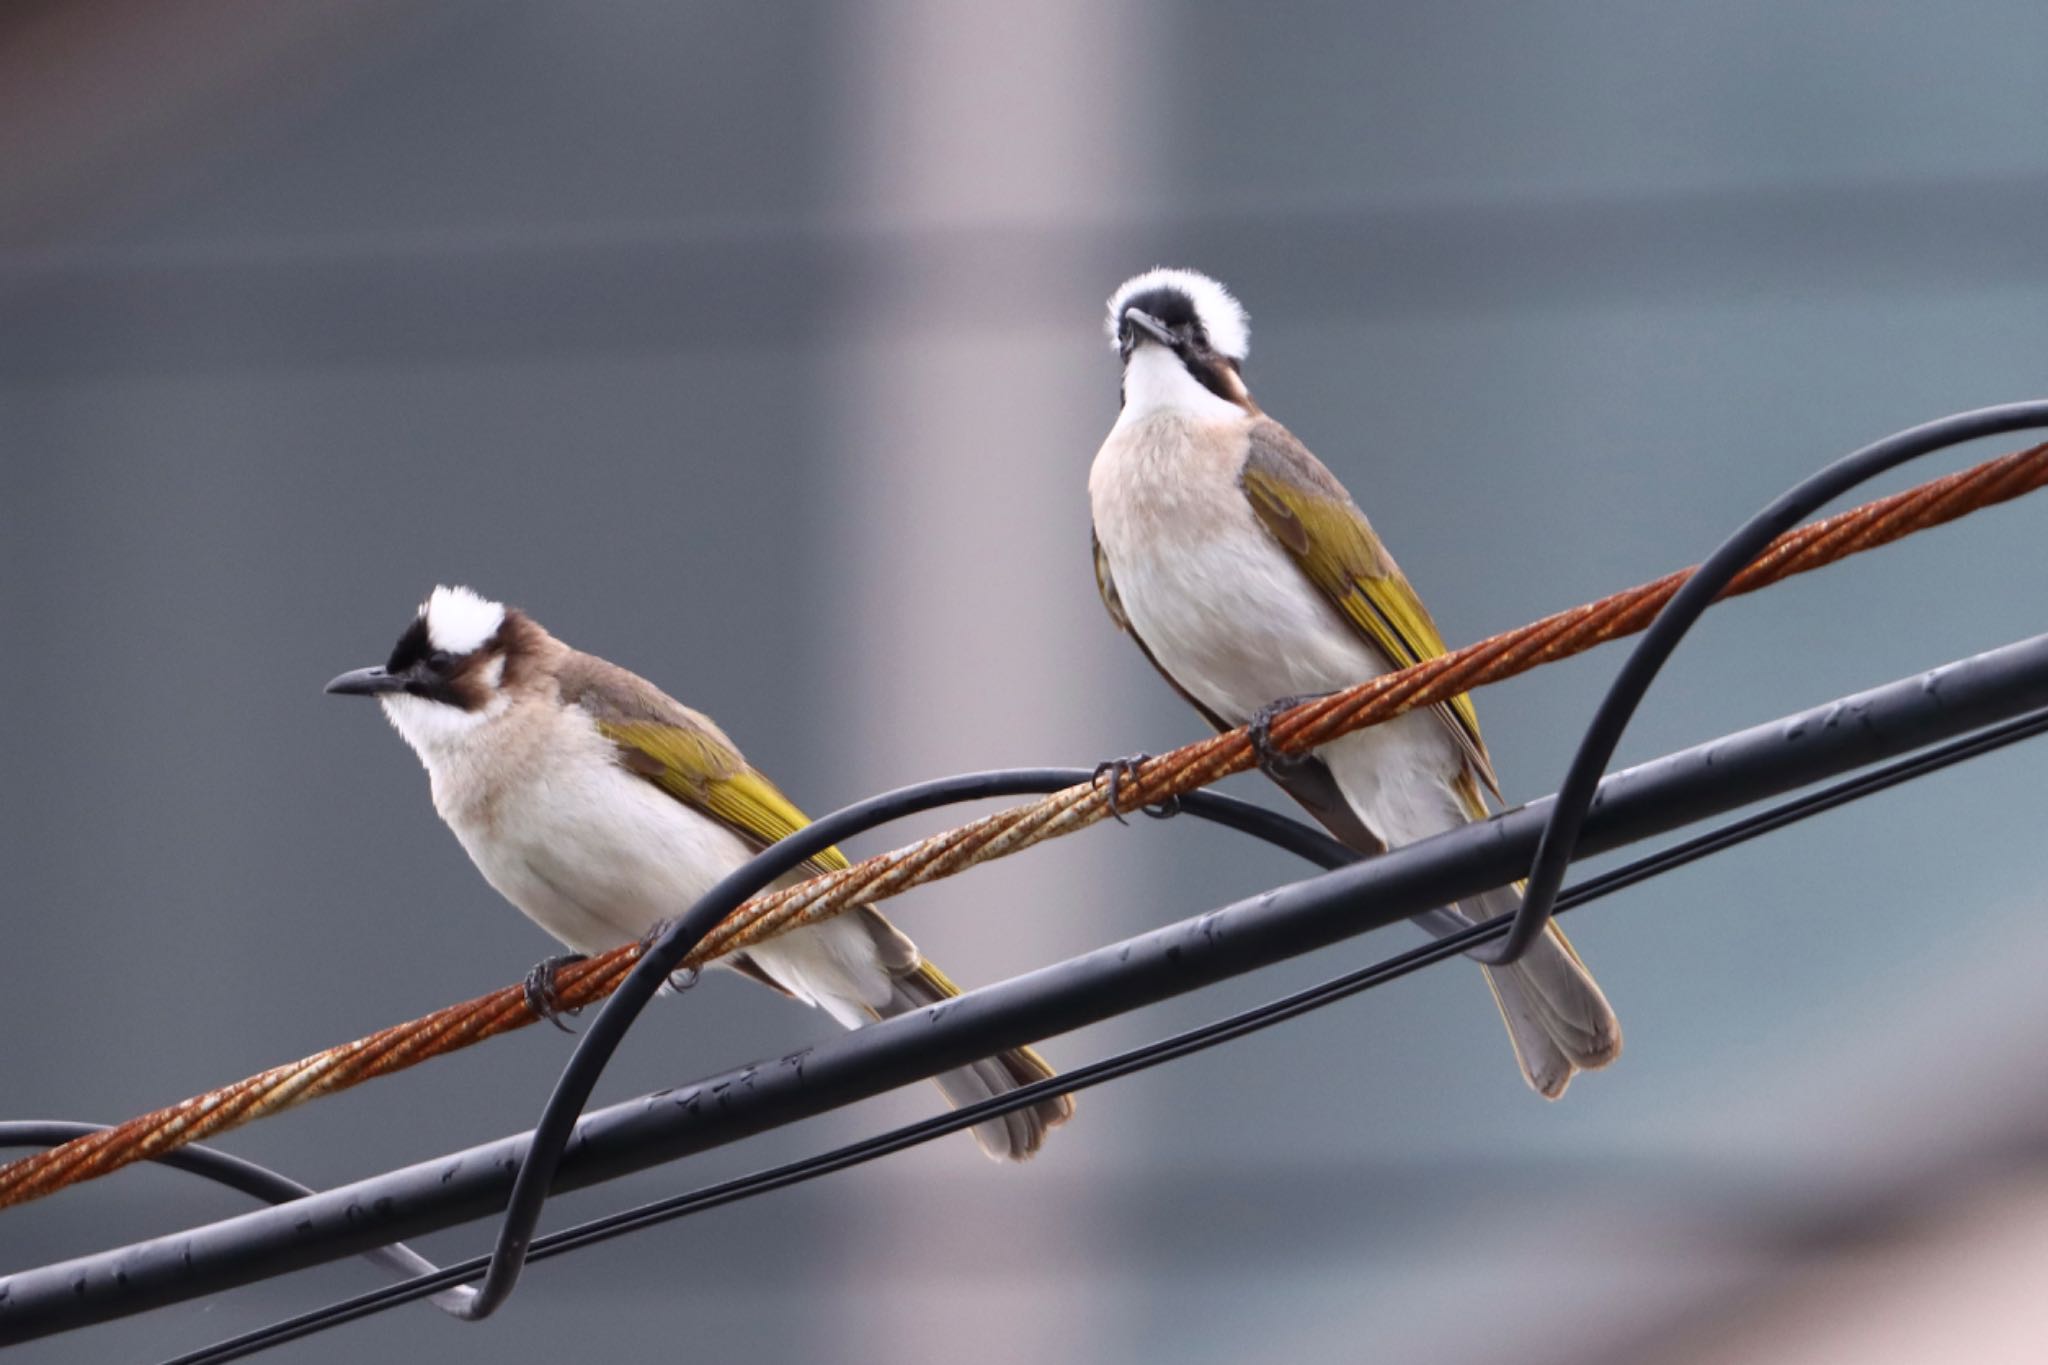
[385,691,890,1012]
[1116,345,1244,425]
[1090,407,1468,849]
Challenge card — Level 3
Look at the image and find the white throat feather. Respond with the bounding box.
[1116,345,1245,426]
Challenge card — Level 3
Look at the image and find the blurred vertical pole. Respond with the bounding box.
[818,1,1161,1358]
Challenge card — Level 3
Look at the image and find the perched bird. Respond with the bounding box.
[1087,268,1620,1097]
[326,586,1072,1159]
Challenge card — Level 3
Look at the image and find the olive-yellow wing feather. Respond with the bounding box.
[1239,419,1499,797]
[597,718,851,878]
[556,653,850,877]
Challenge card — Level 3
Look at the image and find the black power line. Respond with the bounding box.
[1493,399,2048,966]
[0,1124,478,1320]
[6,625,2047,1346]
[481,403,2048,1325]
[159,701,2048,1365]
[0,785,1351,1329]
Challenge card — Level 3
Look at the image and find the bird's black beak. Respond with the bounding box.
[1122,308,1179,350]
[325,665,407,697]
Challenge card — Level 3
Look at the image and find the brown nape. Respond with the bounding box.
[489,608,557,695]
[437,647,503,713]
[1216,357,1258,411]
[1191,352,1259,412]
[423,608,553,712]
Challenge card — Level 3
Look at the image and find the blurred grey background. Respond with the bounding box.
[5,3,2048,1362]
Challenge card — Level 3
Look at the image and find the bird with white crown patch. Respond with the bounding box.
[1088,268,1620,1097]
[327,586,1073,1159]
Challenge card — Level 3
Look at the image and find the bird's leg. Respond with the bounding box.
[522,952,588,1033]
[1246,692,1334,778]
[1092,752,1181,823]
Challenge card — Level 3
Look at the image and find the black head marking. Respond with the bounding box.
[384,617,435,674]
[381,613,505,710]
[1120,285,1202,337]
[1116,286,1246,406]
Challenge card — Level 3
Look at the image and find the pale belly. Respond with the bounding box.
[1091,414,1470,849]
[437,756,891,1019]
[1091,414,1394,722]
[445,758,756,956]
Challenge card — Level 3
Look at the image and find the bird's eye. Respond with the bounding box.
[427,649,454,671]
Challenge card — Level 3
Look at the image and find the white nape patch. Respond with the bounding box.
[1105,266,1250,361]
[1114,344,1246,426]
[421,585,506,656]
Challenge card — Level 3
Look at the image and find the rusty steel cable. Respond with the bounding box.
[157,698,2048,1365]
[472,400,2048,1322]
[14,632,2048,1349]
[4,433,2047,1217]
[1493,400,2048,966]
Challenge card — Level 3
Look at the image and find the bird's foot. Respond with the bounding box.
[634,920,701,995]
[522,953,588,1033]
[1091,752,1180,823]
[1246,692,1334,778]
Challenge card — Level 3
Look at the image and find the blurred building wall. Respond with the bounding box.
[815,4,1159,1356]
[5,4,2048,1364]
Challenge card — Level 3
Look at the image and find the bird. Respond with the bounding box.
[326,585,1073,1159]
[1086,267,1620,1097]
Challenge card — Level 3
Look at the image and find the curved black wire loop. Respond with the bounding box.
[460,773,1352,1320]
[0,1121,325,1207]
[85,396,2048,1347]
[1479,399,2048,966]
[0,1123,477,1318]
[164,701,2048,1365]
[474,400,2048,1317]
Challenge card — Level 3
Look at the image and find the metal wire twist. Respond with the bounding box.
[4,437,2044,1213]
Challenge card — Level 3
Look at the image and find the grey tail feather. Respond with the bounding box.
[880,960,1075,1161]
[1464,884,1622,1099]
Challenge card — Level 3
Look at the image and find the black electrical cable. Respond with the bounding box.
[1486,398,2048,967]
[25,631,2026,1348]
[478,403,2048,1323]
[463,773,1352,1319]
[0,1121,337,1208]
[21,410,2048,1347]
[0,1124,475,1318]
[0,787,1334,1345]
[482,398,2048,1322]
[3,786,1339,1334]
[163,702,2048,1365]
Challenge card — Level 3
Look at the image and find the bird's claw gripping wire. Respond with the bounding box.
[1092,752,1181,823]
[633,920,701,995]
[1247,692,1332,778]
[521,954,589,1033]
[1092,753,1146,824]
